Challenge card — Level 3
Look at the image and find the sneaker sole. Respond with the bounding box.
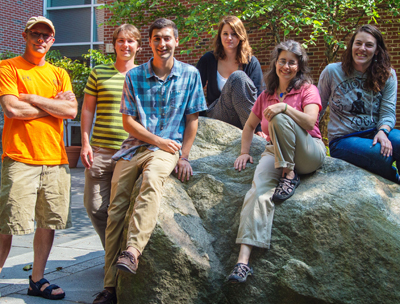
[227,271,253,283]
[115,263,136,274]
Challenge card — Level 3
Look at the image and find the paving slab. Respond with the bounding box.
[0,167,105,304]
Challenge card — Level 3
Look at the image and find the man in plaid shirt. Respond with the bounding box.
[93,18,207,304]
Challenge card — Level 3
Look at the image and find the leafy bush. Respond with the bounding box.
[46,49,115,120]
[47,49,115,99]
[0,51,20,60]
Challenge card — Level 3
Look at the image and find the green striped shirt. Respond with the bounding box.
[84,63,129,149]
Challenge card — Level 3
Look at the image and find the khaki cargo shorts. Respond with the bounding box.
[0,157,72,235]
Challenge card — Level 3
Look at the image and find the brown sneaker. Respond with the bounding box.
[93,289,116,304]
[116,250,138,274]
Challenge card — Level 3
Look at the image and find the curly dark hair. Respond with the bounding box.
[213,16,252,65]
[341,24,391,92]
[264,40,312,96]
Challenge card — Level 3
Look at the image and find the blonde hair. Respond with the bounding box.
[112,24,142,55]
[213,16,252,64]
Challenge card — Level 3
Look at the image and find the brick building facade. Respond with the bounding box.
[1,0,400,127]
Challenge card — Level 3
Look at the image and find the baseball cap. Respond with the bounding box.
[25,16,55,36]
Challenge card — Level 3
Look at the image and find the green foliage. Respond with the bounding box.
[0,51,20,60]
[46,49,115,120]
[99,0,400,63]
[298,0,381,63]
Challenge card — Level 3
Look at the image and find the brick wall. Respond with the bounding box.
[100,6,400,128]
[0,0,43,54]
[2,1,399,127]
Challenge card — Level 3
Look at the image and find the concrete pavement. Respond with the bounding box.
[0,166,105,304]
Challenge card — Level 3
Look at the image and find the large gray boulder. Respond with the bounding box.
[117,117,400,304]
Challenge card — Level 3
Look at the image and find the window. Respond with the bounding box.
[45,0,104,61]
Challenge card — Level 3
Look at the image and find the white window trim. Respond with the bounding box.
[44,1,104,52]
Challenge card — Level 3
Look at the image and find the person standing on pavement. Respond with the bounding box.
[0,16,77,300]
[92,18,207,304]
[81,24,142,249]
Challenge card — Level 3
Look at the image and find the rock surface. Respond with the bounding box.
[117,118,400,303]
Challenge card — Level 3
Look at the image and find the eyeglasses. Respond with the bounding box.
[277,59,298,68]
[28,30,53,42]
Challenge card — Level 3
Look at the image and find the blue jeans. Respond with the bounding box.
[329,128,400,183]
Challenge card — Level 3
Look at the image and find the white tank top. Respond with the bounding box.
[217,70,228,92]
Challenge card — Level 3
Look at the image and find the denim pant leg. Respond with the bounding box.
[330,129,400,183]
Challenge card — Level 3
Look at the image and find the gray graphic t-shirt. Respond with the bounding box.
[318,62,397,143]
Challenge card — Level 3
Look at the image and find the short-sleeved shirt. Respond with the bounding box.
[252,84,322,142]
[84,63,129,149]
[0,56,72,165]
[112,58,207,161]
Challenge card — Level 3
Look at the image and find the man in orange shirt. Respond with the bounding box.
[0,16,77,300]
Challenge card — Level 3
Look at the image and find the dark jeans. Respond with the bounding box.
[329,128,400,183]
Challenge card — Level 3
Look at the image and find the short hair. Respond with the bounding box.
[148,18,178,39]
[341,24,391,92]
[213,16,252,65]
[264,40,312,96]
[112,24,142,55]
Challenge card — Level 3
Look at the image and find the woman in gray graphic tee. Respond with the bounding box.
[318,24,400,183]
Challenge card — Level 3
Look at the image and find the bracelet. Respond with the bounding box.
[283,103,288,113]
[240,152,250,156]
[180,157,189,162]
[379,128,390,137]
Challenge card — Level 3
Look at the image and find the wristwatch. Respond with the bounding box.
[379,128,390,137]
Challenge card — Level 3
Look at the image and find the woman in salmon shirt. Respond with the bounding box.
[227,40,326,283]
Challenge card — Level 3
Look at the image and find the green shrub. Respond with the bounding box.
[0,51,19,60]
[46,49,115,120]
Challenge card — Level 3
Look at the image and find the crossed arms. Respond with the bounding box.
[0,91,77,120]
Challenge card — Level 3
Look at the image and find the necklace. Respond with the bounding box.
[278,88,287,99]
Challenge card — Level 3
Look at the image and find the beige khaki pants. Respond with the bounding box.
[236,114,326,248]
[104,147,179,288]
[0,157,71,235]
[84,146,118,248]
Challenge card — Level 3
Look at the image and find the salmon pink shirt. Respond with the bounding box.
[252,84,322,142]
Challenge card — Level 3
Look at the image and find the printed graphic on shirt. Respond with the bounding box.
[331,76,382,131]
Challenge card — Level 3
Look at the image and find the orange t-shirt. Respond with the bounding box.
[0,56,72,165]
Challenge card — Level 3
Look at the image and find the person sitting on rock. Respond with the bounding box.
[318,24,400,183]
[227,40,326,283]
[196,15,265,136]
[92,18,207,304]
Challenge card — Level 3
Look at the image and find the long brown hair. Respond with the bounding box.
[213,16,252,64]
[264,40,312,96]
[341,24,391,92]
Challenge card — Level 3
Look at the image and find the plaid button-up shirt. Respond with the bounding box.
[112,58,207,161]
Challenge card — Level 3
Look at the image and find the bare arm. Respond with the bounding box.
[0,94,50,120]
[80,93,97,169]
[122,114,182,153]
[19,91,77,119]
[264,102,319,131]
[234,112,261,171]
[175,112,199,182]
[373,124,393,157]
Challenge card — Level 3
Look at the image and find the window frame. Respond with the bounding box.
[44,1,104,55]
